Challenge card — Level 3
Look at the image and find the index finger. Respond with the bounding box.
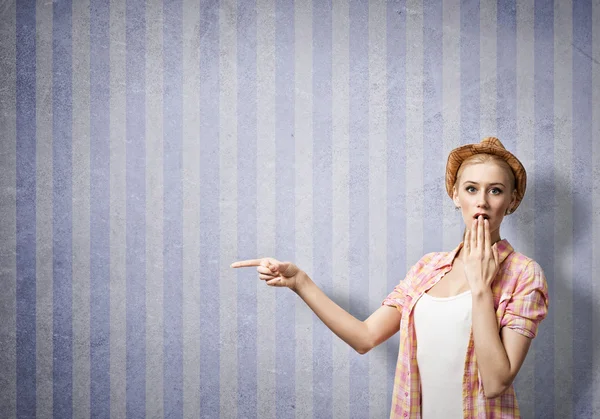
[484,219,491,249]
[230,259,264,268]
[477,217,484,248]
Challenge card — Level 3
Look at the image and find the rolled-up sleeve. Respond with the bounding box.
[382,279,409,313]
[382,255,432,313]
[500,260,549,339]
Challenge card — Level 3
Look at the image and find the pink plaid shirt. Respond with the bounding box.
[382,239,549,418]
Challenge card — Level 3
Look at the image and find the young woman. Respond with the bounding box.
[231,137,549,418]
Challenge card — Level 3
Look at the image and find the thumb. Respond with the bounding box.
[273,261,299,277]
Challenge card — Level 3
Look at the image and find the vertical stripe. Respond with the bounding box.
[515,0,535,259]
[125,0,147,415]
[52,0,74,416]
[182,0,201,415]
[198,0,220,416]
[295,0,313,417]
[181,18,201,419]
[219,0,238,416]
[331,0,351,415]
[368,0,387,416]
[71,0,92,415]
[237,0,258,416]
[256,0,277,416]
[332,0,350,416]
[497,0,518,258]
[461,0,480,144]
[348,1,369,417]
[593,3,600,417]
[496,0,517,153]
[423,0,443,254]
[109,0,127,413]
[533,0,555,417]
[36,0,53,416]
[553,1,573,417]
[442,0,461,250]
[90,0,111,415]
[496,0,520,266]
[163,0,184,416]
[405,0,424,265]
[0,0,17,416]
[480,0,497,136]
[145,0,164,416]
[15,0,37,417]
[572,0,593,417]
[313,0,333,417]
[275,0,296,415]
[514,0,535,415]
[386,0,405,413]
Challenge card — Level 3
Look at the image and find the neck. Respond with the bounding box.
[490,229,502,244]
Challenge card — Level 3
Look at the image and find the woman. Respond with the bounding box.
[231,137,549,418]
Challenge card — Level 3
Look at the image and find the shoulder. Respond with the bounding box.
[405,251,450,285]
[499,250,548,297]
[413,251,447,270]
[502,250,545,279]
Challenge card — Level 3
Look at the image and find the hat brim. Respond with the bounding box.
[445,143,527,212]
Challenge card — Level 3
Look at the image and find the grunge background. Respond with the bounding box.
[0,0,598,417]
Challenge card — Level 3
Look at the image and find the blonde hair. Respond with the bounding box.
[455,153,516,193]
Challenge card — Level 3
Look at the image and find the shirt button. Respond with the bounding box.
[405,392,408,396]
[404,413,408,417]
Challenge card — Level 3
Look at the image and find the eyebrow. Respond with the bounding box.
[462,181,506,187]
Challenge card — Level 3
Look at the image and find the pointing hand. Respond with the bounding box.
[230,257,302,291]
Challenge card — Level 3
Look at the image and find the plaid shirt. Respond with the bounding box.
[382,239,549,418]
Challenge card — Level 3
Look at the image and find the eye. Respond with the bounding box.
[490,188,503,195]
[466,186,476,193]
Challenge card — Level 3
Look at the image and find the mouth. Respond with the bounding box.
[473,213,490,220]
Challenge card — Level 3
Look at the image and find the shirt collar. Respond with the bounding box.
[437,239,514,269]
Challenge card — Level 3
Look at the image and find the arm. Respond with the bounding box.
[471,289,532,398]
[464,219,544,398]
[294,272,401,354]
[231,257,404,355]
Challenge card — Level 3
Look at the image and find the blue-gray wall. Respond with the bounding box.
[0,0,598,418]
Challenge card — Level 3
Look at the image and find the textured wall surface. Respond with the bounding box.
[0,0,599,418]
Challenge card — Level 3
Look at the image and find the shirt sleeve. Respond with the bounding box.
[500,260,549,339]
[381,278,410,313]
[382,254,430,312]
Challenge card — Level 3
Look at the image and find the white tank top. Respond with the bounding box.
[413,290,472,419]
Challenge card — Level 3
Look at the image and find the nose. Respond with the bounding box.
[476,191,489,208]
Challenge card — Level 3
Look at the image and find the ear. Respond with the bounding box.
[452,186,460,208]
[505,189,517,215]
[509,189,518,209]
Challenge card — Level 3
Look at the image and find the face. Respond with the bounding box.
[452,161,517,235]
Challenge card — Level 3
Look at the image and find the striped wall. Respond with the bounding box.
[0,0,598,417]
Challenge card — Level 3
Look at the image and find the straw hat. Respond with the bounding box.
[445,137,527,213]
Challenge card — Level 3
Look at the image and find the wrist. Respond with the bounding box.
[471,285,493,300]
[293,271,312,294]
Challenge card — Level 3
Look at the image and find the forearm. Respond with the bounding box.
[471,288,511,398]
[294,272,371,354]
